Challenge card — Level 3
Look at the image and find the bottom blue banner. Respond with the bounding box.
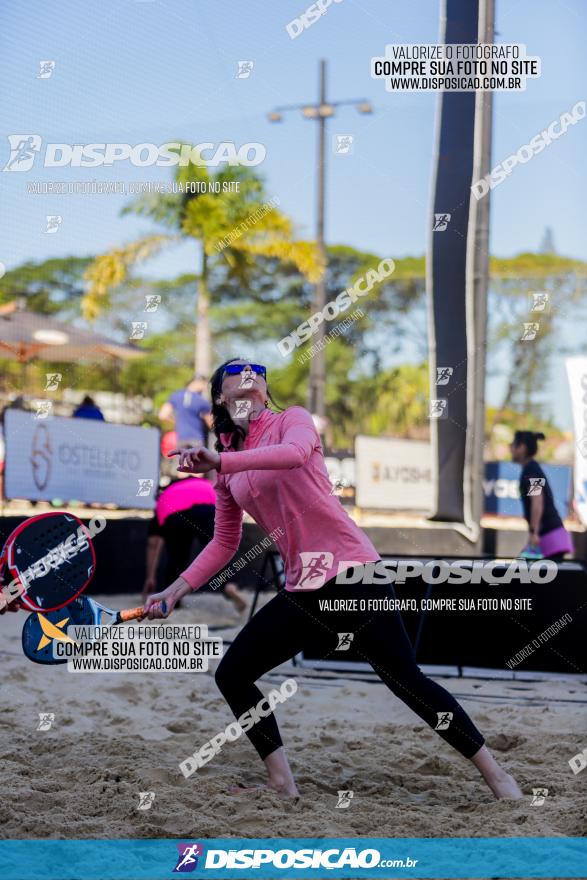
[0,837,585,879]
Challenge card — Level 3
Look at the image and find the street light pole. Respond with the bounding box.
[268,61,373,425]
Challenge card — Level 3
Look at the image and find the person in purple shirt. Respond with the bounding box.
[159,375,212,447]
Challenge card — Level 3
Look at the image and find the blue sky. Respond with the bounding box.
[1,0,586,426]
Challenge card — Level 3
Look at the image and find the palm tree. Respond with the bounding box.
[83,150,323,375]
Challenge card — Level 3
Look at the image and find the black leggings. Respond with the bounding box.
[215,577,485,761]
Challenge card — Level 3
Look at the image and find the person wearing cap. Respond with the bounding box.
[159,375,213,448]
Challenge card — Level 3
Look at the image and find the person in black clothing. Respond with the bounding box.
[143,476,247,612]
[510,430,573,561]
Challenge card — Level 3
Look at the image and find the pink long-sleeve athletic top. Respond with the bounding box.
[180,406,379,592]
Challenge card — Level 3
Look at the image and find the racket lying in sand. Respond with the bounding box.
[0,511,100,613]
[21,594,167,664]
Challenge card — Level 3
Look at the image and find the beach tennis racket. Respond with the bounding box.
[21,595,167,664]
[0,512,97,613]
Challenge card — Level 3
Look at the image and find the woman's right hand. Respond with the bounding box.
[143,576,191,620]
[168,447,220,474]
[0,597,21,615]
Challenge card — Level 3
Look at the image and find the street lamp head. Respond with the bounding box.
[318,103,335,117]
[301,105,319,119]
[267,111,283,123]
[357,102,373,114]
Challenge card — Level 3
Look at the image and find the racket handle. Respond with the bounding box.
[119,600,168,622]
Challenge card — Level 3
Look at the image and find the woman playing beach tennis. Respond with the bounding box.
[145,359,522,800]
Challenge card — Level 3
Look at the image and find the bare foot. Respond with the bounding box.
[486,771,523,800]
[230,780,299,799]
[231,595,248,614]
[224,583,248,614]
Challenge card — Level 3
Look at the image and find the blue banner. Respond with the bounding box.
[483,461,572,519]
[0,838,586,879]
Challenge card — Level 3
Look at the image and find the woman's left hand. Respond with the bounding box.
[169,447,220,474]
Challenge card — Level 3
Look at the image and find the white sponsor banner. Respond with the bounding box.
[565,357,587,525]
[324,455,356,488]
[355,435,433,510]
[4,410,159,509]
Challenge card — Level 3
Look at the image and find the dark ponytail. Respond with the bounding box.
[209,358,283,453]
[513,430,545,457]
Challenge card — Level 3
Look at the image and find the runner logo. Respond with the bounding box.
[45,373,62,391]
[298,551,334,589]
[335,632,354,651]
[428,398,447,419]
[233,399,253,419]
[334,134,353,155]
[129,321,148,340]
[336,790,354,808]
[34,400,53,419]
[436,367,453,385]
[137,791,155,810]
[37,60,56,79]
[173,843,204,873]
[434,711,453,730]
[530,787,548,805]
[238,367,256,389]
[236,61,254,79]
[144,294,161,312]
[137,479,154,497]
[433,212,451,231]
[521,322,539,341]
[37,712,55,731]
[3,135,42,171]
[531,292,549,312]
[527,478,545,496]
[45,215,62,234]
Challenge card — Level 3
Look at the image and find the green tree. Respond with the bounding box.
[83,156,322,376]
[488,253,587,422]
[0,256,92,315]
